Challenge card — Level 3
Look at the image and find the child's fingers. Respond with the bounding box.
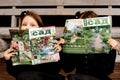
[10,52,16,57]
[54,44,62,52]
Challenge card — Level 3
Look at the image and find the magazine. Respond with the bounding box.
[9,26,60,65]
[63,16,111,54]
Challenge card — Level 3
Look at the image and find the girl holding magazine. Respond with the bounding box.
[60,11,116,80]
[4,10,65,80]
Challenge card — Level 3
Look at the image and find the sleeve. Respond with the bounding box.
[60,52,76,73]
[100,49,116,76]
[5,59,17,77]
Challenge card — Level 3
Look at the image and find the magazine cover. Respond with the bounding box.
[63,16,111,54]
[9,26,60,65]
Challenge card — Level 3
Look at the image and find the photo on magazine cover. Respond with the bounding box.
[63,16,111,54]
[9,26,60,65]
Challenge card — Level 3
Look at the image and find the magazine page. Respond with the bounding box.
[29,26,60,64]
[63,16,111,54]
[9,26,60,65]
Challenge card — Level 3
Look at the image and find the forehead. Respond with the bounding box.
[22,16,36,22]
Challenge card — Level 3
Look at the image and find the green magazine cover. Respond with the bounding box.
[63,16,111,54]
[9,26,60,65]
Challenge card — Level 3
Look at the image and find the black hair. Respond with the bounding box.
[75,11,81,19]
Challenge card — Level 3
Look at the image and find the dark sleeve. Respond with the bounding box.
[92,49,116,77]
[100,49,116,76]
[75,49,116,78]
[5,59,17,77]
[60,52,76,73]
[5,59,35,77]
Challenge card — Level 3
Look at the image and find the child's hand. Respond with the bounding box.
[59,38,65,45]
[4,47,16,60]
[3,41,17,60]
[53,38,65,52]
[107,39,118,49]
[54,44,62,52]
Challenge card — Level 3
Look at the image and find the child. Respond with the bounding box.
[4,11,64,80]
[60,11,116,80]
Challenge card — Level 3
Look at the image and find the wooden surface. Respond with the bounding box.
[0,58,15,80]
[109,62,120,80]
[1,0,120,27]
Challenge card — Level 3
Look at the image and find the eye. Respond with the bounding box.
[31,24,36,27]
[22,23,27,26]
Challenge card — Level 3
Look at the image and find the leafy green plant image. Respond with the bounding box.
[63,16,111,54]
